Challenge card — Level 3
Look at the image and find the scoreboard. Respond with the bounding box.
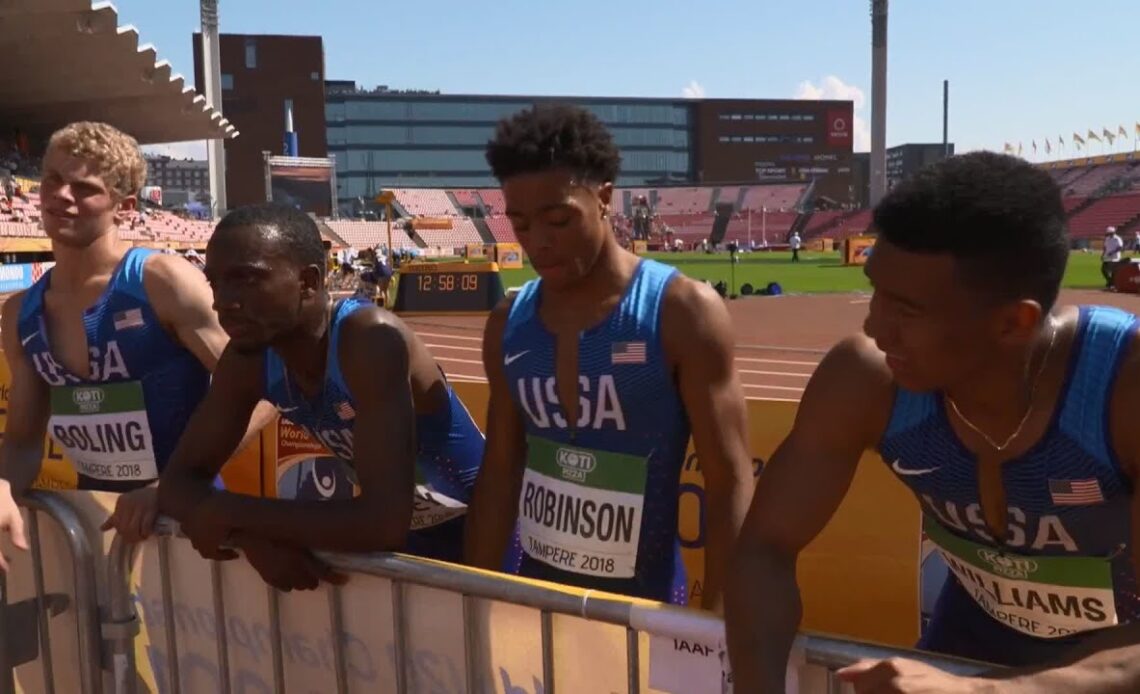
[392,261,506,315]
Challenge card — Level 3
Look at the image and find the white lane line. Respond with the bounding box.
[736,369,812,378]
[741,383,804,393]
[415,331,482,342]
[424,342,481,353]
[734,356,819,367]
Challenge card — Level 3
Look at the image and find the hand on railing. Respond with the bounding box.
[99,485,159,544]
[236,532,348,593]
[0,479,28,571]
[836,656,989,693]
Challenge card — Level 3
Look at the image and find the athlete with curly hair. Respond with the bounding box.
[463,104,754,608]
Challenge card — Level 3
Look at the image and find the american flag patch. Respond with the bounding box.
[113,308,144,331]
[611,341,646,365]
[335,401,356,420]
[1048,479,1105,506]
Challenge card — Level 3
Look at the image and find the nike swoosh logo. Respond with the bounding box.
[891,459,939,476]
[279,406,299,413]
[504,350,530,366]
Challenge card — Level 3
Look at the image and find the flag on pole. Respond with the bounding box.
[1045,138,1052,154]
[1104,128,1116,145]
[1087,129,1101,142]
[1119,125,1128,139]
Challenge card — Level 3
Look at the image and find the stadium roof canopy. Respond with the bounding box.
[0,0,237,144]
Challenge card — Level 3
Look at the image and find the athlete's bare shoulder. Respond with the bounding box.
[659,275,731,355]
[802,332,896,444]
[0,290,29,349]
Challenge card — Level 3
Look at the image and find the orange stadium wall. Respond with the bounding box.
[1,348,921,649]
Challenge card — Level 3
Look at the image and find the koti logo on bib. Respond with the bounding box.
[557,448,596,482]
[978,549,1039,580]
[71,387,105,413]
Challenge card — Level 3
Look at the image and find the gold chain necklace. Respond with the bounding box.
[945,319,1059,452]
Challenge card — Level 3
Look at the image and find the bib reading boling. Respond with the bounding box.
[518,435,647,579]
[48,381,157,483]
[924,517,1117,639]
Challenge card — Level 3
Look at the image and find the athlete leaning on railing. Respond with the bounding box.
[727,152,1140,694]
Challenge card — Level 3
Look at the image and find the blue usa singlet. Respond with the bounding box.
[17,248,210,492]
[880,306,1139,666]
[261,297,485,563]
[502,258,691,604]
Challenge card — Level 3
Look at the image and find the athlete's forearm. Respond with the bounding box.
[214,493,410,553]
[701,495,738,612]
[464,468,523,570]
[157,464,218,524]
[0,442,46,497]
[983,623,1140,693]
[725,546,802,693]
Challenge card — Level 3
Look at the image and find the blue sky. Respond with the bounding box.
[116,0,1140,161]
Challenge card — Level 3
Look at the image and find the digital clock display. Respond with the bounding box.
[393,262,505,314]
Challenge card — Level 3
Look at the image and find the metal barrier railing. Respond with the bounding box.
[5,491,993,694]
[13,491,104,694]
[100,517,992,694]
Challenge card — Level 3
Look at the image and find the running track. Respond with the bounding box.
[405,288,1138,404]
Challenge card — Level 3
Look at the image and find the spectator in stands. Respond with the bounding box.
[1102,225,1124,288]
[158,204,495,590]
[0,122,275,562]
[466,103,753,608]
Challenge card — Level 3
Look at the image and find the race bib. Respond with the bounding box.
[518,435,646,579]
[47,381,157,483]
[924,518,1118,639]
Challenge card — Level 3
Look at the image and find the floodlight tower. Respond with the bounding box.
[869,0,888,206]
[200,0,227,217]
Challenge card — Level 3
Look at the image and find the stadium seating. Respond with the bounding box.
[485,216,517,243]
[739,184,806,212]
[413,218,483,249]
[324,220,420,251]
[654,187,712,215]
[477,189,506,216]
[1066,193,1140,238]
[392,189,458,217]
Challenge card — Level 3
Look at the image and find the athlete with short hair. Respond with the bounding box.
[463,104,754,608]
[0,122,273,565]
[725,152,1140,693]
[158,203,488,590]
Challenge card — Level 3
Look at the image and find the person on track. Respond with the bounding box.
[158,203,487,590]
[0,122,273,566]
[725,151,1140,692]
[463,104,754,608]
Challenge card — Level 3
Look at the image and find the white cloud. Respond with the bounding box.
[141,140,207,160]
[681,80,706,99]
[794,75,871,152]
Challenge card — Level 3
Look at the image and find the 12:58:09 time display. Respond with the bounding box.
[417,273,480,292]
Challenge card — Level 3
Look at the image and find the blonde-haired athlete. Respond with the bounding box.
[0,122,273,568]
